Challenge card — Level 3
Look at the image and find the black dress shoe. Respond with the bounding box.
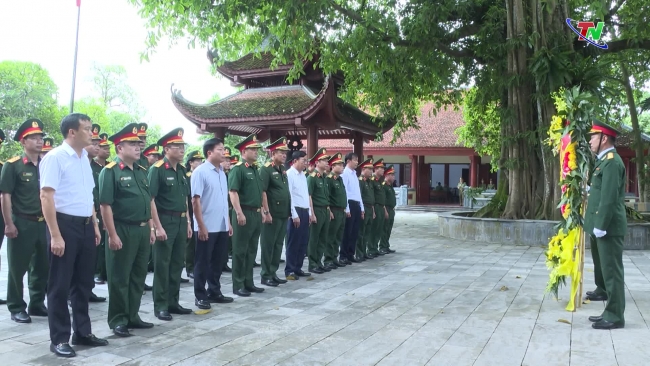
[180,278,190,283]
[233,288,251,297]
[0,298,6,305]
[71,333,108,347]
[272,276,288,284]
[195,299,212,309]
[223,264,232,273]
[592,319,624,330]
[364,254,374,260]
[113,325,131,337]
[94,276,105,285]
[296,270,311,277]
[128,320,154,329]
[11,311,32,323]
[309,267,325,274]
[325,263,338,270]
[262,278,279,287]
[319,266,331,272]
[89,292,106,303]
[375,251,385,256]
[144,284,153,291]
[155,311,172,321]
[285,273,299,280]
[245,285,265,293]
[334,261,346,267]
[588,315,603,322]
[50,342,76,357]
[187,272,194,279]
[207,293,234,303]
[586,293,608,301]
[350,257,362,263]
[280,259,285,263]
[169,305,193,314]
[28,306,48,317]
[340,258,351,265]
[387,249,396,253]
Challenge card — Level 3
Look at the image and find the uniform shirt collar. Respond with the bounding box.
[62,141,88,158]
[597,147,616,160]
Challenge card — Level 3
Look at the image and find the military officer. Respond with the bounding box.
[40,137,54,159]
[148,128,193,321]
[259,137,291,287]
[324,153,347,270]
[583,120,626,330]
[184,150,204,279]
[99,123,156,337]
[0,128,6,305]
[370,159,388,256]
[0,119,48,323]
[94,132,110,284]
[307,148,332,274]
[228,134,264,297]
[143,144,162,166]
[136,123,150,169]
[355,158,375,262]
[380,165,397,254]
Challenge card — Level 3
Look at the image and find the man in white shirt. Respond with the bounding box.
[40,113,108,358]
[339,153,364,263]
[284,151,312,280]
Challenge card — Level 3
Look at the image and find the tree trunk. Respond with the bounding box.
[620,62,646,202]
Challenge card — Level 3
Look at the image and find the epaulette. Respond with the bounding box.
[382,182,386,185]
[327,173,333,178]
[607,152,614,160]
[359,177,363,181]
[179,163,186,169]
[235,162,243,167]
[105,162,116,169]
[6,156,20,163]
[138,164,147,171]
[310,172,317,177]
[186,171,192,178]
[264,161,272,167]
[371,177,376,181]
[153,160,165,168]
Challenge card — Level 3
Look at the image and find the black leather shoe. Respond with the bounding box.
[325,263,338,270]
[187,272,194,279]
[223,265,232,273]
[379,249,390,255]
[113,325,131,337]
[207,293,234,303]
[296,270,311,277]
[71,333,108,347]
[144,284,153,291]
[285,273,299,280]
[233,288,251,297]
[350,257,362,263]
[309,267,325,274]
[375,251,385,256]
[195,299,212,309]
[254,262,261,268]
[128,320,154,329]
[11,311,31,323]
[169,305,192,314]
[262,278,279,287]
[245,285,264,293]
[588,316,603,322]
[364,254,374,260]
[387,249,396,253]
[319,266,331,272]
[50,342,75,357]
[0,298,6,305]
[89,292,106,303]
[340,258,352,265]
[334,261,346,267]
[272,276,288,284]
[28,306,48,317]
[180,278,190,283]
[280,259,285,263]
[155,311,172,321]
[94,276,105,285]
[592,319,624,330]
[587,293,608,301]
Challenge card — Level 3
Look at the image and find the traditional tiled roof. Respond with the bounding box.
[617,125,650,146]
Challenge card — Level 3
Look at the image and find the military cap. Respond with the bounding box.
[328,152,344,166]
[223,146,232,158]
[99,133,110,147]
[234,134,262,152]
[186,150,203,164]
[108,123,141,145]
[373,158,385,169]
[588,119,621,138]
[384,165,395,175]
[41,137,54,152]
[230,154,240,164]
[157,127,185,147]
[267,137,290,152]
[91,124,101,140]
[14,118,44,141]
[137,122,148,137]
[0,129,5,145]
[309,148,330,165]
[359,158,374,170]
[143,144,161,157]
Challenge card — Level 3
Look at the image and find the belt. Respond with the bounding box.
[313,205,330,210]
[295,207,309,211]
[158,209,186,217]
[240,205,261,212]
[375,203,385,207]
[330,207,345,212]
[115,218,149,227]
[14,212,44,222]
[348,200,360,205]
[363,203,374,208]
[56,212,92,225]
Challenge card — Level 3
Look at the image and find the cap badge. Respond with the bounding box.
[32,121,39,128]
[132,127,138,134]
[252,136,257,141]
[178,130,183,137]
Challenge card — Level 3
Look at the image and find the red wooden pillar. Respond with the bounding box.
[213,127,226,140]
[444,163,450,187]
[353,132,364,161]
[307,124,318,159]
[418,156,427,204]
[469,155,480,187]
[409,155,417,189]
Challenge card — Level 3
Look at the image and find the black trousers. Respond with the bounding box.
[285,207,309,275]
[193,231,228,301]
[46,213,96,344]
[340,200,361,260]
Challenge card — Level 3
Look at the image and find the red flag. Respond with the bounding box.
[76,0,80,6]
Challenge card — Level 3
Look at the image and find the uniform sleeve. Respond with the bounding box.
[0,162,16,194]
[39,153,61,191]
[228,166,241,192]
[191,168,205,198]
[98,167,115,205]
[260,167,270,192]
[594,161,624,231]
[147,166,160,198]
[307,175,315,195]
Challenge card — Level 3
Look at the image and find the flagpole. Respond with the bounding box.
[69,0,81,113]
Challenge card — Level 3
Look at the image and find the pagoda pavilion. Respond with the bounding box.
[171,51,394,158]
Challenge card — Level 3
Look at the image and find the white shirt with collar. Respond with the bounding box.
[342,165,364,213]
[287,166,311,219]
[39,141,94,217]
[596,146,615,160]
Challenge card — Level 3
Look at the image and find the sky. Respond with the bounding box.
[0,0,237,144]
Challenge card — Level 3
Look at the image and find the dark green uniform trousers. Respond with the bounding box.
[325,209,345,265]
[231,209,261,291]
[356,205,373,258]
[369,204,385,254]
[379,207,395,250]
[185,231,195,275]
[308,207,330,269]
[107,223,150,329]
[153,215,187,312]
[589,234,607,296]
[95,228,107,281]
[6,216,48,313]
[595,235,625,323]
[260,214,287,281]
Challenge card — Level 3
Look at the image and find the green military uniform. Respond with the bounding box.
[325,153,347,268]
[259,138,291,283]
[0,129,8,304]
[370,159,387,255]
[0,119,48,317]
[136,123,150,170]
[184,150,203,277]
[307,148,331,271]
[380,165,397,252]
[356,158,375,259]
[95,132,110,282]
[228,135,263,293]
[99,123,152,330]
[584,121,626,328]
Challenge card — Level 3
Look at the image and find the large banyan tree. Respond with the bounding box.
[130,0,650,219]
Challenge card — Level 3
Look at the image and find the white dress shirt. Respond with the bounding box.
[191,160,229,232]
[39,141,94,217]
[287,166,311,219]
[342,166,364,213]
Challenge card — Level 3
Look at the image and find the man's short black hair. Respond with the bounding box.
[291,151,307,161]
[203,138,224,158]
[344,152,358,163]
[60,113,91,138]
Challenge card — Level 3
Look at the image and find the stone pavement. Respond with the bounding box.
[1,212,650,365]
